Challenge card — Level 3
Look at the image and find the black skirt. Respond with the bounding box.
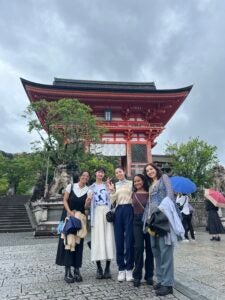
[207,210,225,235]
[55,236,84,268]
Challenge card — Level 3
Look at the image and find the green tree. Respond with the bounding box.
[80,155,116,183]
[165,137,218,187]
[0,152,48,195]
[23,99,104,171]
[0,177,8,196]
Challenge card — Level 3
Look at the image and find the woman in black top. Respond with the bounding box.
[205,199,224,241]
[56,171,89,283]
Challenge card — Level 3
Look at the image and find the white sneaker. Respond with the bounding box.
[181,239,189,243]
[125,270,133,282]
[118,271,126,282]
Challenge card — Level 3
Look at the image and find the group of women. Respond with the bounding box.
[56,163,177,297]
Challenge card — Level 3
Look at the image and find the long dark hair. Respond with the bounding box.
[133,174,149,192]
[143,163,162,184]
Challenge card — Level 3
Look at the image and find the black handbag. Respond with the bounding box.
[147,209,170,236]
[106,207,116,223]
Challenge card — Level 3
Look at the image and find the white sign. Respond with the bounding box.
[90,144,126,156]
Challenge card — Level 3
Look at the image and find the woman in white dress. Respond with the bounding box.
[85,167,115,279]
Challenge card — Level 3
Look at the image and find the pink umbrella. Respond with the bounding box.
[204,189,225,208]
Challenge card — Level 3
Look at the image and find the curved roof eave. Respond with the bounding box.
[20,78,193,95]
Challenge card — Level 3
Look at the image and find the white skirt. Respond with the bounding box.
[91,205,115,261]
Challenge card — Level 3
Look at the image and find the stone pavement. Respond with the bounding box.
[0,231,224,300]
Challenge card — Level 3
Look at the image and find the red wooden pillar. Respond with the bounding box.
[126,141,132,177]
[125,130,132,177]
[147,140,152,163]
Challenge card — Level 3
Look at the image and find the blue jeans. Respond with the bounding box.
[151,235,174,286]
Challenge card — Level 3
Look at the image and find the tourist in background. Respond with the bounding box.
[143,163,175,297]
[56,170,89,283]
[176,194,195,241]
[132,174,154,288]
[85,167,114,279]
[107,166,134,282]
[205,199,224,241]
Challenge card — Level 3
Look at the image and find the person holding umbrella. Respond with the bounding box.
[204,189,225,241]
[176,193,195,241]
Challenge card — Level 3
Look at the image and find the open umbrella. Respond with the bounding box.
[204,189,225,208]
[170,176,197,194]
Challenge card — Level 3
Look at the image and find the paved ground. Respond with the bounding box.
[0,231,224,300]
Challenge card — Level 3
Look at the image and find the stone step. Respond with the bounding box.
[0,216,30,220]
[0,216,29,220]
[0,207,27,210]
[0,212,27,214]
[0,209,27,211]
[0,221,31,225]
[0,228,34,233]
[0,204,24,209]
[0,224,32,229]
[0,203,33,233]
[0,208,27,211]
[0,211,28,214]
[0,211,27,214]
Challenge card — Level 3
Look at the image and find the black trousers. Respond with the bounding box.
[133,214,154,280]
[56,237,84,268]
[182,214,195,239]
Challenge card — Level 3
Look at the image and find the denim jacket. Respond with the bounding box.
[143,174,174,231]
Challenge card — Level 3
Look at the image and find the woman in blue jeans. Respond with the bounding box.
[143,163,175,297]
[108,167,134,282]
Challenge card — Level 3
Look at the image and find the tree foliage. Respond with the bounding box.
[0,152,49,195]
[165,137,218,187]
[23,99,104,171]
[80,155,116,184]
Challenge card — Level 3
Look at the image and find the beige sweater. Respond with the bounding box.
[110,180,133,205]
[61,211,87,252]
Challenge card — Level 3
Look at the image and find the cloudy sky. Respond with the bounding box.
[0,0,225,164]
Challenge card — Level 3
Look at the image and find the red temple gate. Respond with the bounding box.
[21,78,192,176]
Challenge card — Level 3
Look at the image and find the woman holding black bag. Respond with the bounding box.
[143,163,175,297]
[55,170,89,283]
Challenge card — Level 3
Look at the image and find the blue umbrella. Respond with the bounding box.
[170,176,197,194]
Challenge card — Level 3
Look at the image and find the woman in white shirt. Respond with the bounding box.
[176,194,195,241]
[85,167,115,280]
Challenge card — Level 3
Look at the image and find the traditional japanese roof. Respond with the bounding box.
[53,78,157,92]
[21,78,193,128]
